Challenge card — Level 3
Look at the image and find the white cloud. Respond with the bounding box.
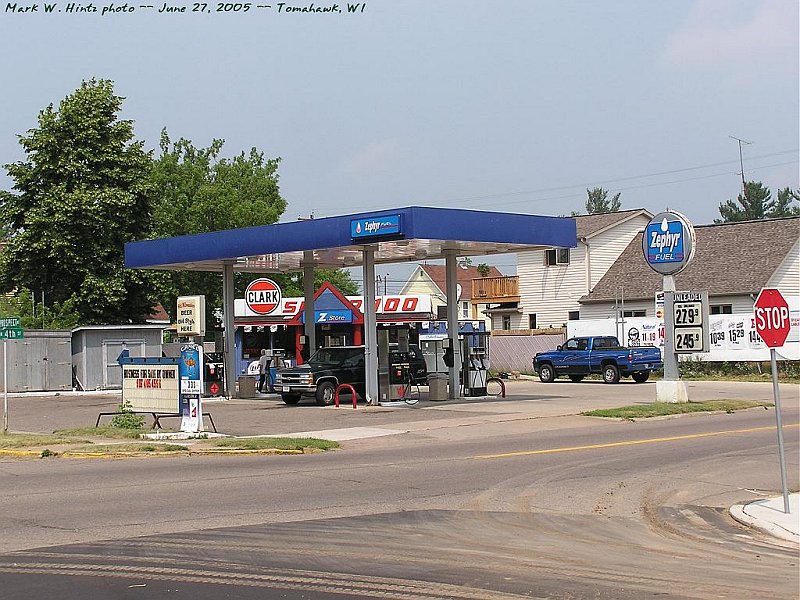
[340,139,400,178]
[662,0,798,70]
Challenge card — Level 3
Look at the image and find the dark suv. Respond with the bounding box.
[274,345,427,406]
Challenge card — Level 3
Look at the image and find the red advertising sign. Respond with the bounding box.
[245,278,282,315]
[754,288,791,348]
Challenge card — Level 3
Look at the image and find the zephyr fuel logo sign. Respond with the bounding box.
[351,214,402,239]
[642,211,695,276]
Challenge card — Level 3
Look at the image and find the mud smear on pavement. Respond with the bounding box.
[0,510,796,600]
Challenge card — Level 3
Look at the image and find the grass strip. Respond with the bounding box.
[0,432,91,448]
[54,426,152,439]
[582,400,771,420]
[212,437,339,451]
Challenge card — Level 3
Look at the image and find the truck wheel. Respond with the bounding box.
[569,375,585,383]
[538,364,555,383]
[281,394,301,405]
[602,364,620,384]
[632,371,650,383]
[315,381,336,406]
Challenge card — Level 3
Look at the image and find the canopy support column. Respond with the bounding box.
[445,250,462,399]
[303,251,316,359]
[222,261,236,399]
[362,246,378,404]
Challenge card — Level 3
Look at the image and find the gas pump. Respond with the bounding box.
[378,329,411,402]
[461,332,490,397]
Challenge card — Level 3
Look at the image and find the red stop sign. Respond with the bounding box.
[754,288,791,348]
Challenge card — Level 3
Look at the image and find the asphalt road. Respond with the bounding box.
[0,381,798,599]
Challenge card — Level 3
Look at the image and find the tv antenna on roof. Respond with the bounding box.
[729,135,752,195]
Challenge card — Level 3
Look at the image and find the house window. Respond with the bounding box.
[461,301,470,319]
[545,248,570,266]
[436,305,447,319]
[711,304,732,315]
[622,310,646,317]
[568,311,580,321]
[528,314,537,329]
[502,315,511,330]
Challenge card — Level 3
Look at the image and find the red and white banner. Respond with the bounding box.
[235,294,432,319]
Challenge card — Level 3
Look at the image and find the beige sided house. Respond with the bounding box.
[497,209,653,331]
[400,263,503,331]
[579,217,800,317]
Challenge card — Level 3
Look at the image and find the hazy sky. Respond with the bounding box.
[1,0,797,291]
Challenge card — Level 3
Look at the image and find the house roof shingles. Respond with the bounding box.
[419,264,503,300]
[580,217,800,303]
[574,209,652,240]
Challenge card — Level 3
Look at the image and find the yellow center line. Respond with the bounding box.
[473,423,800,459]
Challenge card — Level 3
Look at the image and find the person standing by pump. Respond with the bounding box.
[257,349,269,393]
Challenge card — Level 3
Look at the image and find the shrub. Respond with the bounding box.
[111,398,145,429]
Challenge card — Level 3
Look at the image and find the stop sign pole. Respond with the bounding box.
[753,288,792,514]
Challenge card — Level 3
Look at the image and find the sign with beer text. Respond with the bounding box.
[176,295,205,336]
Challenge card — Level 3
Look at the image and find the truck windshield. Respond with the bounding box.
[308,348,363,367]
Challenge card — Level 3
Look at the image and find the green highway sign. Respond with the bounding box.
[0,317,21,329]
[0,327,24,340]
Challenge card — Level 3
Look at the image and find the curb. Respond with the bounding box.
[729,503,799,543]
[1,447,310,459]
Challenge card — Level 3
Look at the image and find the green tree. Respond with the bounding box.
[585,187,621,214]
[0,79,158,324]
[149,131,358,328]
[773,187,800,217]
[476,263,491,277]
[0,288,80,330]
[715,182,800,223]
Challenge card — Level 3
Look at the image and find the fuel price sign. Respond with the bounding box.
[672,291,709,353]
[674,301,702,326]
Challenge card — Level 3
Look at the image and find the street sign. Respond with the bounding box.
[0,317,21,329]
[0,327,24,340]
[753,288,791,348]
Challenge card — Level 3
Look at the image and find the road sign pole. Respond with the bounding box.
[662,277,679,380]
[3,338,8,433]
[770,348,790,514]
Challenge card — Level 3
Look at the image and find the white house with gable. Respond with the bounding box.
[498,209,653,330]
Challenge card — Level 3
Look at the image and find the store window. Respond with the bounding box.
[622,310,646,317]
[711,304,732,315]
[568,311,580,320]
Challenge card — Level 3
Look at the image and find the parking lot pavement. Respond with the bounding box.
[4,379,798,438]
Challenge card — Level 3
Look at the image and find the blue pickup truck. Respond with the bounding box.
[533,336,663,384]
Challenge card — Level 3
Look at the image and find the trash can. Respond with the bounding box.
[427,373,448,401]
[238,375,257,399]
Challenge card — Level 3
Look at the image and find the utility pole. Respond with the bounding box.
[729,135,752,195]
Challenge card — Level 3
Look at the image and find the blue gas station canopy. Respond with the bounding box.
[125,206,576,272]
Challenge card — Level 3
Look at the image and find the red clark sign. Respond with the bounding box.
[246,278,282,315]
[753,288,791,348]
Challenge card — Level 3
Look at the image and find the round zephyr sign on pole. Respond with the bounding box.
[642,210,696,276]
[753,287,792,514]
[642,210,697,399]
[245,278,283,315]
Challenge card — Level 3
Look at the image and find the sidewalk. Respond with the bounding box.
[730,493,799,543]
